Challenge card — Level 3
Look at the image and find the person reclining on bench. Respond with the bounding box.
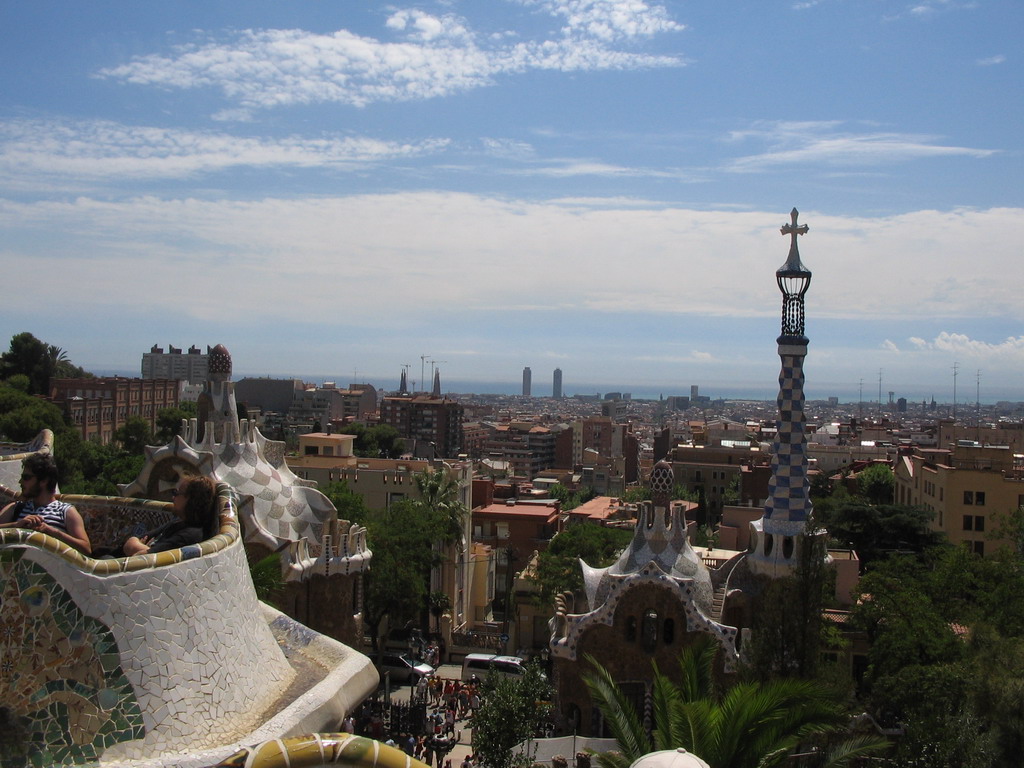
[0,452,91,555]
[122,475,217,556]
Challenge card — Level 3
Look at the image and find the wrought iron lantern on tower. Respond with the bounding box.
[777,207,812,340]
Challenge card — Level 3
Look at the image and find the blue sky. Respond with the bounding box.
[1,1,1021,402]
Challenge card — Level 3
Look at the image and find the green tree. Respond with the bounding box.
[850,545,1024,767]
[743,532,830,680]
[0,333,91,396]
[989,505,1024,556]
[852,555,965,684]
[856,463,894,505]
[472,660,553,768]
[817,502,942,568]
[321,480,371,526]
[533,522,632,604]
[338,423,404,458]
[362,499,442,655]
[722,474,741,506]
[154,402,198,444]
[621,486,651,503]
[113,416,154,456]
[0,332,54,395]
[0,381,68,443]
[414,466,467,543]
[249,552,285,603]
[584,635,887,768]
[547,483,596,512]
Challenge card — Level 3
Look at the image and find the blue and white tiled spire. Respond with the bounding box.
[749,209,814,577]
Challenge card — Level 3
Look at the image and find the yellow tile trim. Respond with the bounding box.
[213,734,430,768]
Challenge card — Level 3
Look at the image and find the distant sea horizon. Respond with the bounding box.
[88,368,1022,407]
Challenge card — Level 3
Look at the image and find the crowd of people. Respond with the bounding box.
[341,671,493,768]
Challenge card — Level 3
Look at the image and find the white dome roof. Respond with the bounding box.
[629,748,710,768]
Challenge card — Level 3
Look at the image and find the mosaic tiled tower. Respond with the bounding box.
[749,209,814,577]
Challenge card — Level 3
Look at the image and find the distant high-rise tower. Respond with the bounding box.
[690,385,699,400]
[522,367,532,397]
[399,368,408,394]
[432,368,441,398]
[553,368,563,399]
[749,209,815,578]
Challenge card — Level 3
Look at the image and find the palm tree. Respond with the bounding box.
[583,635,887,768]
[414,466,466,543]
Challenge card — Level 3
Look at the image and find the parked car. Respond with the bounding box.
[378,653,435,684]
[461,653,527,681]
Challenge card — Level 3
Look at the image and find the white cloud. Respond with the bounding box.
[976,54,1006,67]
[0,119,449,180]
[886,0,977,21]
[385,10,472,42]
[882,340,900,352]
[907,332,1024,359]
[211,108,256,123]
[635,351,717,364]
[97,3,685,109]
[0,196,1020,339]
[508,160,681,178]
[480,137,536,160]
[527,0,685,41]
[727,120,997,171]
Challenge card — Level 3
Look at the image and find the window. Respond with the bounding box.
[964,491,974,505]
[974,541,985,556]
[975,492,986,506]
[963,515,973,531]
[305,446,317,455]
[642,610,659,652]
[975,516,985,532]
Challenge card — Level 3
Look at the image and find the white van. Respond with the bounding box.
[461,653,526,681]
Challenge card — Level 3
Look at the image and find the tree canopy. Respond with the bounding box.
[361,498,440,654]
[816,501,944,568]
[0,332,91,396]
[337,423,404,458]
[851,546,1024,767]
[856,462,895,505]
[471,660,553,768]
[321,480,371,526]
[533,522,632,605]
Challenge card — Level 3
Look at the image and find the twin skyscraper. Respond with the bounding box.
[521,366,563,398]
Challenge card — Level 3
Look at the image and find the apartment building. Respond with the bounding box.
[51,377,179,444]
[379,394,463,459]
[894,443,1024,556]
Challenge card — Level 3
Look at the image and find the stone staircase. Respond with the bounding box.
[710,555,742,622]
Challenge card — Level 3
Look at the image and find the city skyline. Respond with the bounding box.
[2,2,1021,400]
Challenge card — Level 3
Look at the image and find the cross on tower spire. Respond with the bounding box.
[780,207,809,255]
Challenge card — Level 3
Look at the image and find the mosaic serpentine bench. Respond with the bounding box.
[214,733,429,768]
[0,482,301,765]
[0,428,54,491]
